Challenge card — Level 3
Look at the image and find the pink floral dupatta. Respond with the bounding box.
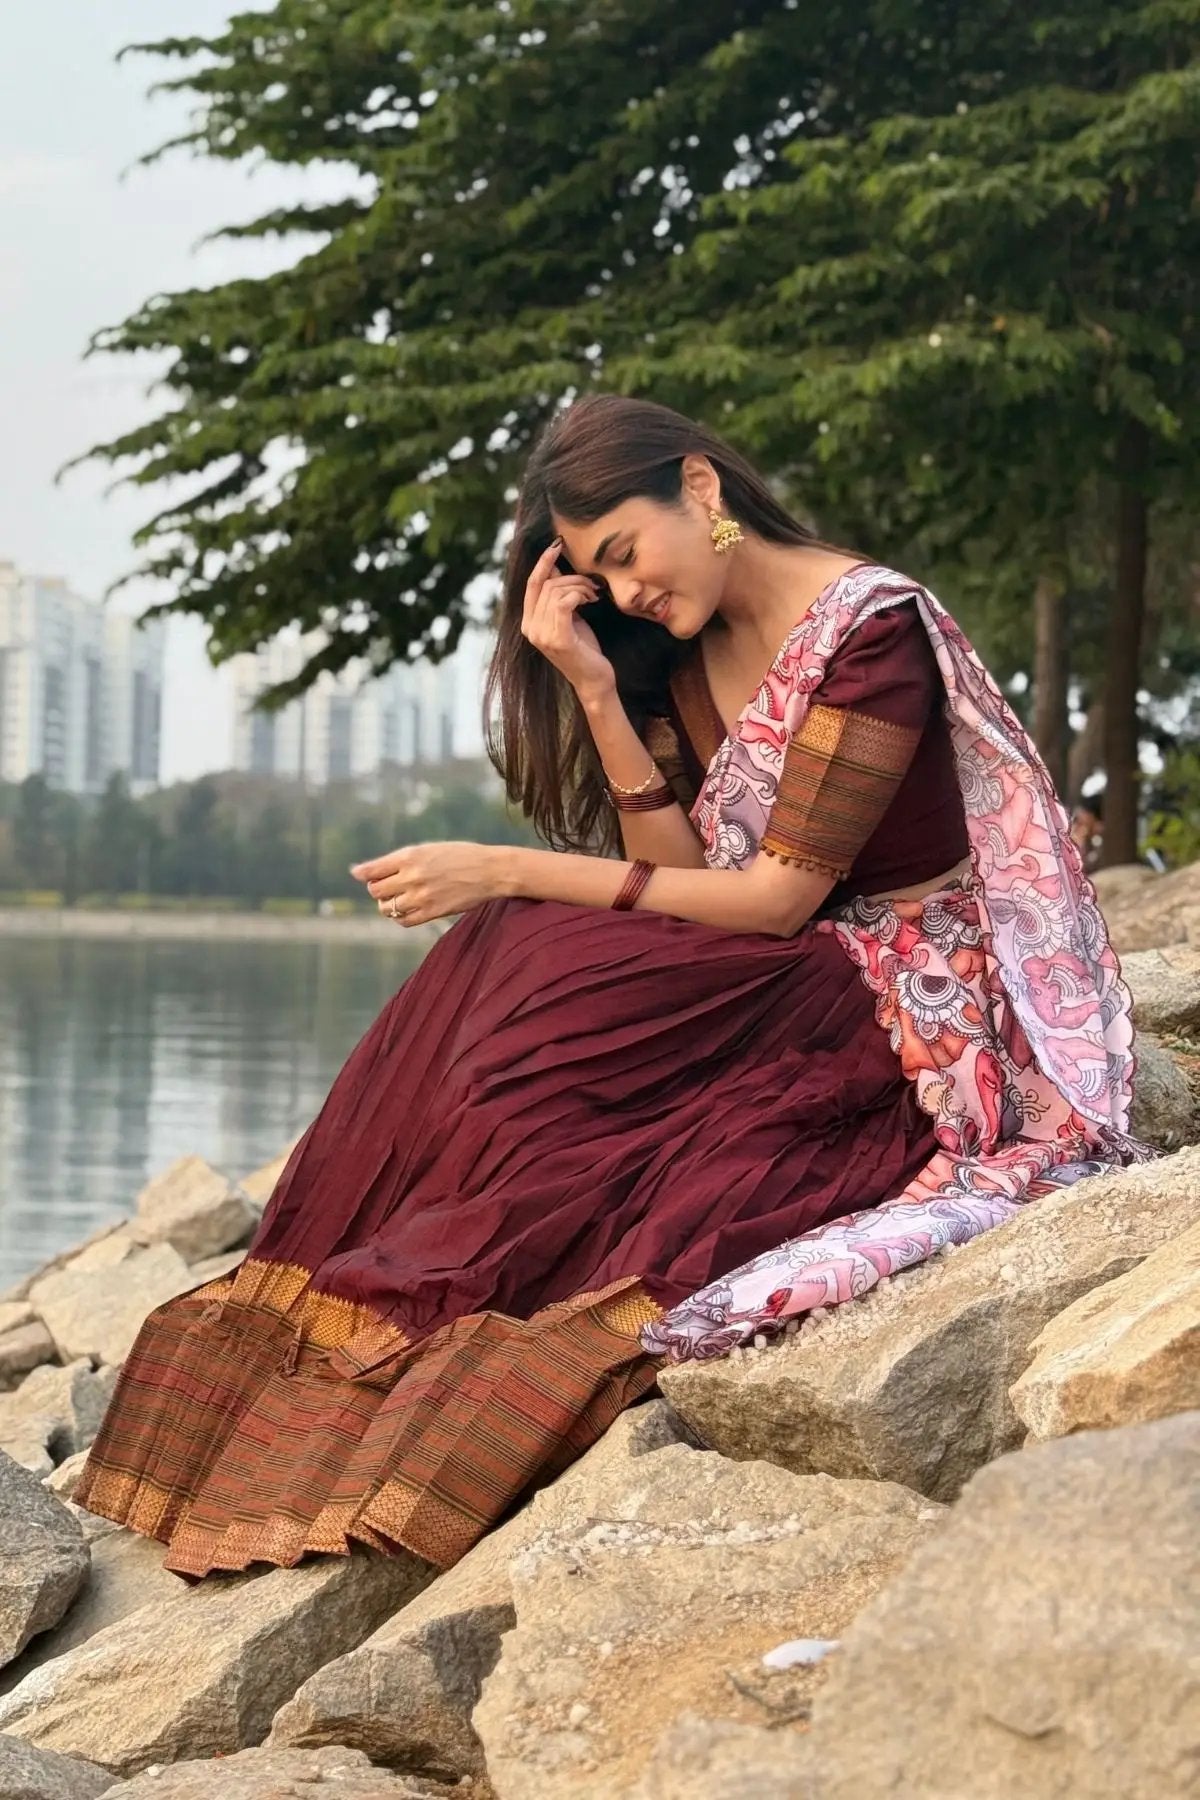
[642,564,1144,1364]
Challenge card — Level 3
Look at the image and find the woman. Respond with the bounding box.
[76,395,1140,1579]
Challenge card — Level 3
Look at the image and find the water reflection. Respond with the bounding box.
[0,936,422,1288]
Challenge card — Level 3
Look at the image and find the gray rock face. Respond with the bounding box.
[101,1744,442,1798]
[0,1736,114,1800]
[269,1399,687,1783]
[129,1157,257,1264]
[660,1149,1200,1500]
[1122,946,1200,1037]
[0,1549,431,1776]
[804,1412,1200,1799]
[0,1452,90,1669]
[29,1247,198,1368]
[0,1527,189,1697]
[1129,1036,1198,1150]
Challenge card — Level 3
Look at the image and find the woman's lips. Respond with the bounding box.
[649,592,672,623]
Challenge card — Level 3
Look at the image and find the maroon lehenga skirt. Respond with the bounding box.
[75,896,935,1577]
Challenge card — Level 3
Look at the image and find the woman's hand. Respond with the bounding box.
[350,842,504,927]
[522,539,616,700]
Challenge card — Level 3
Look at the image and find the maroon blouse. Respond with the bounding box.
[647,601,969,901]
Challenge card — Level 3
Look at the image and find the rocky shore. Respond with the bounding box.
[0,871,1197,1798]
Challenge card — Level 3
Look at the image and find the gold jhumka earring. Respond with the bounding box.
[709,508,744,555]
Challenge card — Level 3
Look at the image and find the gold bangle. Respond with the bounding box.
[605,758,662,796]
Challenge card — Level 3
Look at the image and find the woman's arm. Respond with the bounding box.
[497,844,833,936]
[354,837,834,938]
[578,683,707,870]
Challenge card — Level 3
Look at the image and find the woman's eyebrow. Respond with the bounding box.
[592,531,621,567]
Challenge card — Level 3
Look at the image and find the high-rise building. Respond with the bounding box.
[228,627,491,787]
[0,562,164,794]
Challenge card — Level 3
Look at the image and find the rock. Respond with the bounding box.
[0,1362,119,1468]
[0,1300,37,1335]
[61,1231,141,1275]
[62,1504,121,1547]
[804,1412,1200,1799]
[2,1221,130,1305]
[1129,1035,1198,1149]
[0,1452,89,1669]
[1092,863,1158,905]
[1122,946,1200,1037]
[0,1736,114,1800]
[660,1147,1200,1501]
[0,1548,431,1776]
[101,1744,442,1798]
[3,1417,60,1478]
[0,1320,59,1390]
[270,1399,688,1782]
[1011,1216,1200,1441]
[43,1450,92,1500]
[129,1158,257,1264]
[0,1528,188,1697]
[30,1246,198,1368]
[473,1450,938,1800]
[1099,859,1200,953]
[185,1249,245,1283]
[632,1714,813,1800]
[237,1144,296,1209]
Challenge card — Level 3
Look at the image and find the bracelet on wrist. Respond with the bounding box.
[612,859,656,911]
[605,757,662,797]
[607,783,676,814]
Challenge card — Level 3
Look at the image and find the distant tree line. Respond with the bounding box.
[0,767,538,908]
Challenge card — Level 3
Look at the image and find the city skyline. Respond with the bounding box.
[0,4,496,788]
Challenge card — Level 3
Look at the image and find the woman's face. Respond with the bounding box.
[550,458,727,640]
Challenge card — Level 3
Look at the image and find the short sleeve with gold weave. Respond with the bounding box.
[759,703,922,878]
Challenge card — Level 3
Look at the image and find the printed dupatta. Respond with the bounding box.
[641,564,1144,1364]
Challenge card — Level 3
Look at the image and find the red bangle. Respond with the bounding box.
[608,784,676,814]
[612,859,656,911]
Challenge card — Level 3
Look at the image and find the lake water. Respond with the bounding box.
[0,934,424,1290]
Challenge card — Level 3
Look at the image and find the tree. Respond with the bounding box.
[82,773,150,896]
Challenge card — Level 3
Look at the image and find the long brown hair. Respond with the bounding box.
[485,394,828,854]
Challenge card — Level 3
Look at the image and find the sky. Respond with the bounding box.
[0,4,361,781]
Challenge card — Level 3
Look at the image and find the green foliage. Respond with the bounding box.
[1144,745,1200,866]
[73,0,1200,796]
[0,768,535,905]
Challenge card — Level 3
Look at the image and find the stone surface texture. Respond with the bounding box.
[1122,945,1200,1036]
[0,1452,90,1670]
[1129,1036,1197,1150]
[0,1362,118,1470]
[631,1714,814,1800]
[803,1412,1200,1799]
[660,1148,1200,1500]
[0,1320,59,1391]
[1010,1215,1200,1441]
[129,1157,257,1264]
[0,1549,431,1776]
[29,1248,198,1368]
[1099,860,1200,952]
[0,1735,115,1800]
[472,1451,940,1799]
[99,1745,444,1799]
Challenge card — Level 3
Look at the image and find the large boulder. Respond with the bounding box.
[29,1247,198,1368]
[269,1399,687,1782]
[472,1454,937,1800]
[1122,946,1200,1038]
[0,1319,58,1391]
[0,1550,430,1776]
[0,1736,114,1800]
[0,1362,118,1471]
[1099,859,1200,953]
[0,1453,90,1669]
[660,1147,1200,1501]
[1129,1036,1197,1150]
[2,1221,130,1305]
[803,1412,1200,1799]
[237,1145,296,1209]
[0,1529,188,1696]
[1010,1215,1200,1442]
[129,1158,257,1265]
[85,1745,440,1799]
